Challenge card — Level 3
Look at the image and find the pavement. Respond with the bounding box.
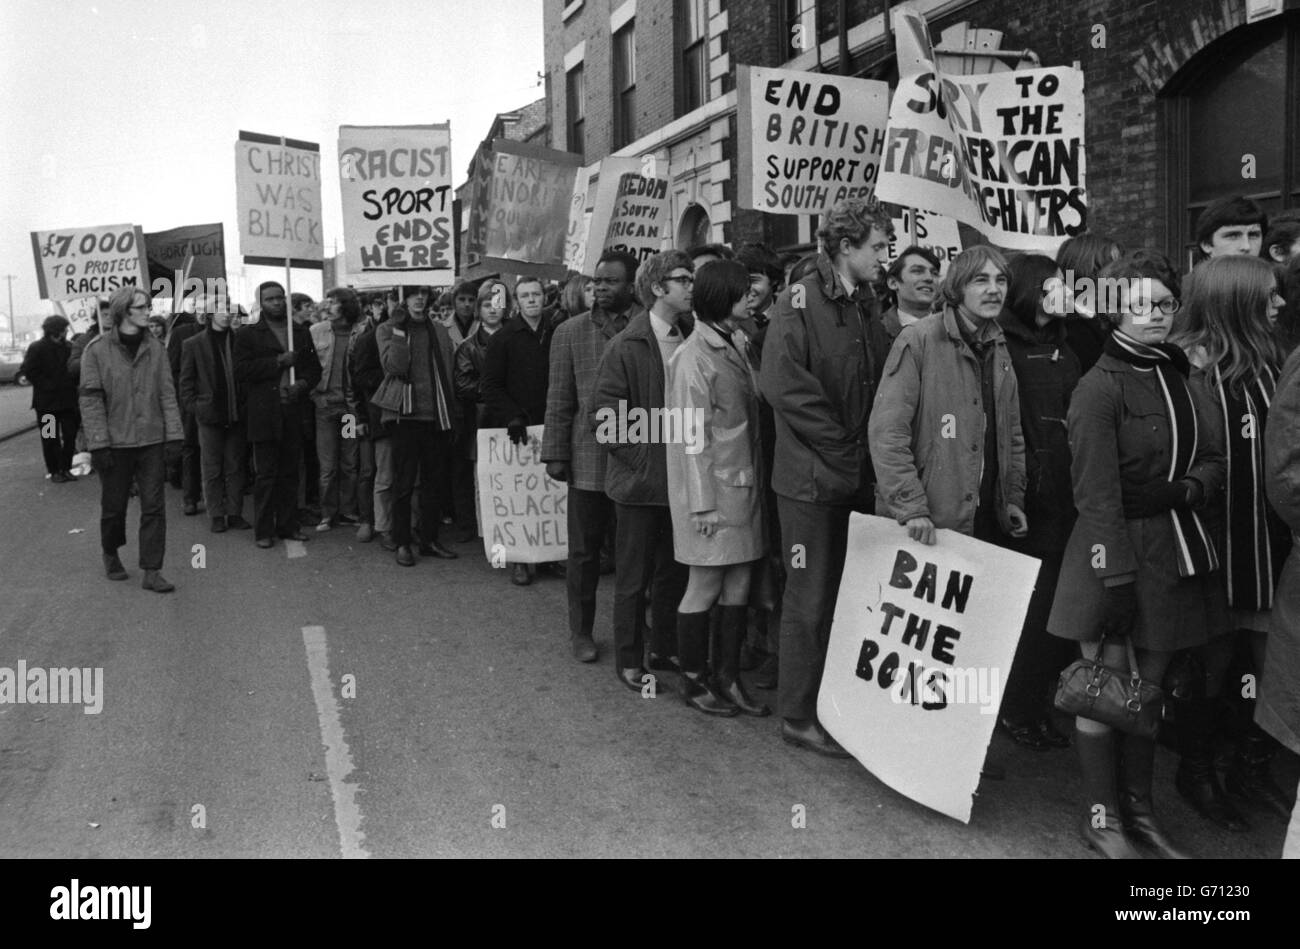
[0,429,1294,858]
[0,384,35,442]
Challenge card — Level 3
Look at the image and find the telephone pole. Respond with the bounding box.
[3,275,15,349]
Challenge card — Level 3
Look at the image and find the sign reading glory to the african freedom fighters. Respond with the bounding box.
[234,130,323,264]
[339,123,454,285]
[818,515,1040,823]
[31,223,149,301]
[736,64,890,216]
[875,8,1087,253]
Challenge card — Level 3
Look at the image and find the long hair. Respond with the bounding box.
[939,245,1009,309]
[1174,255,1282,393]
[560,272,591,317]
[1056,233,1121,283]
[1004,254,1060,329]
[107,285,146,327]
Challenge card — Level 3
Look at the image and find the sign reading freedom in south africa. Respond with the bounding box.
[875,8,1087,252]
[30,223,148,301]
[462,139,581,280]
[818,515,1039,823]
[476,426,567,564]
[234,130,323,265]
[736,64,889,215]
[339,123,454,285]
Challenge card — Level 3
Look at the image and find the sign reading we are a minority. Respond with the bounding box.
[737,64,890,216]
[339,124,454,284]
[875,8,1087,252]
[819,515,1039,823]
[234,131,323,265]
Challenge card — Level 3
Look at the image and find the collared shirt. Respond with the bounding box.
[649,310,684,385]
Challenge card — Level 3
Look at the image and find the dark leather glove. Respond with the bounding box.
[276,351,296,368]
[164,440,183,466]
[91,448,114,474]
[546,461,569,482]
[1122,478,1193,519]
[389,305,410,330]
[507,419,528,446]
[1099,582,1139,639]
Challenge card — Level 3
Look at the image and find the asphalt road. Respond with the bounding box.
[0,429,1293,858]
[0,384,35,442]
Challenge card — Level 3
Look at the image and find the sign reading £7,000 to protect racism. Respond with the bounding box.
[30,223,149,301]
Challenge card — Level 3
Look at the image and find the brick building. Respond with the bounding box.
[543,0,1299,266]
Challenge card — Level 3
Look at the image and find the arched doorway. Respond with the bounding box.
[677,203,711,251]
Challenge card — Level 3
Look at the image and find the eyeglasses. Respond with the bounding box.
[129,303,150,312]
[1129,298,1181,317]
[664,275,694,287]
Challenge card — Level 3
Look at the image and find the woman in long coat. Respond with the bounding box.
[1172,254,1291,831]
[1263,343,1300,857]
[1048,252,1226,859]
[667,259,768,717]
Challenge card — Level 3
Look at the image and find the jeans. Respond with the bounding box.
[315,403,359,522]
[373,435,394,533]
[100,443,166,570]
[197,422,247,520]
[356,436,375,526]
[36,408,79,474]
[250,408,303,540]
[612,503,686,670]
[391,420,450,548]
[567,486,615,639]
[181,407,202,505]
[776,496,852,721]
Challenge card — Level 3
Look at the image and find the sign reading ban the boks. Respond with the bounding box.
[476,426,568,564]
[818,515,1039,823]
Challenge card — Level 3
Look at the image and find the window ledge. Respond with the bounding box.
[562,0,583,23]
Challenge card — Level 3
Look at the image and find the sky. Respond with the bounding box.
[0,0,546,333]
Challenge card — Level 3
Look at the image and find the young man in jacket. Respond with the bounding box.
[881,246,941,342]
[591,249,694,694]
[22,315,80,482]
[349,293,386,544]
[483,275,557,586]
[543,250,641,662]
[234,281,323,548]
[310,287,363,532]
[180,301,251,533]
[758,197,894,757]
[167,302,207,513]
[79,286,184,592]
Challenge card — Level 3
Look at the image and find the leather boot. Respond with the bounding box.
[677,610,737,716]
[1117,733,1191,858]
[1175,696,1250,831]
[715,604,770,716]
[1075,727,1142,859]
[1225,723,1293,820]
[103,553,128,581]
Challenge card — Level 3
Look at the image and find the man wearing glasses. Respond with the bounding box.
[591,249,694,693]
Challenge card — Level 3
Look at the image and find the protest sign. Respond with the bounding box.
[818,515,1039,823]
[234,130,323,266]
[578,156,671,273]
[144,222,227,298]
[462,140,581,280]
[30,223,148,301]
[339,124,454,286]
[875,8,1087,253]
[885,207,963,276]
[563,163,596,274]
[476,425,567,564]
[736,64,889,216]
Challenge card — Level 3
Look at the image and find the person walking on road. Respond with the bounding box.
[78,286,184,592]
[21,314,81,483]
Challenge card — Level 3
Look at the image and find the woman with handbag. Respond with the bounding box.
[1170,255,1291,831]
[666,259,769,717]
[1048,252,1227,859]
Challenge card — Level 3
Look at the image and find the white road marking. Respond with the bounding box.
[285,540,307,559]
[301,625,369,858]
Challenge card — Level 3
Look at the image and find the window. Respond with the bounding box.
[1166,15,1299,265]
[783,0,872,55]
[613,23,637,148]
[679,0,708,115]
[566,64,585,158]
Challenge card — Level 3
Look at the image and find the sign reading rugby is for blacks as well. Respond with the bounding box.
[737,65,890,216]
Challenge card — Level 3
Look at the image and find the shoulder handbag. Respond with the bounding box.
[1054,629,1164,738]
[369,374,412,415]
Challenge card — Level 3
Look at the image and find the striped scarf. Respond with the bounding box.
[1106,331,1219,578]
[1210,363,1290,610]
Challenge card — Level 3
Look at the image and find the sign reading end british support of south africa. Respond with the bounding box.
[818,515,1039,823]
[736,64,890,216]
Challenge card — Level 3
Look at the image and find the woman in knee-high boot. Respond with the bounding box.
[1171,256,1291,829]
[1048,252,1228,858]
[665,260,770,717]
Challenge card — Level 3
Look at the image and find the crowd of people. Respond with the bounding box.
[19,193,1300,858]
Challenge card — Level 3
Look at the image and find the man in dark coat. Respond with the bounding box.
[21,315,80,481]
[758,197,894,757]
[234,282,322,547]
[483,275,557,586]
[168,304,207,513]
